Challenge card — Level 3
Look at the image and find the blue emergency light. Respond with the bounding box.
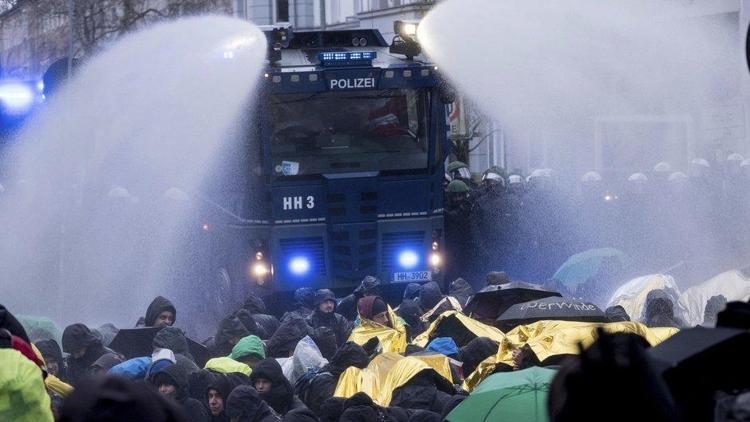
[318,51,376,66]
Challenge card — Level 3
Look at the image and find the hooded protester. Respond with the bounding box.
[389,369,456,414]
[210,315,250,357]
[266,316,312,358]
[229,335,266,369]
[448,278,474,308]
[36,338,65,379]
[250,358,307,416]
[703,294,728,327]
[296,342,370,415]
[62,323,119,385]
[457,337,498,377]
[605,306,631,322]
[148,363,210,421]
[357,296,391,327]
[319,398,346,422]
[204,372,233,422]
[235,309,269,340]
[417,282,462,323]
[306,289,352,359]
[282,288,316,322]
[283,408,320,422]
[59,374,187,422]
[242,294,281,339]
[338,276,381,321]
[644,290,682,328]
[338,392,412,422]
[154,327,194,362]
[402,283,421,302]
[0,304,30,343]
[143,296,177,328]
[225,385,281,422]
[396,299,424,342]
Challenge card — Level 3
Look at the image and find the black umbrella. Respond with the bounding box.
[495,296,606,331]
[108,327,210,367]
[648,327,750,422]
[463,282,562,324]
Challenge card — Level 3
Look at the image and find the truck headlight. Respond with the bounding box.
[253,262,270,277]
[289,256,311,276]
[398,250,420,269]
[429,252,441,268]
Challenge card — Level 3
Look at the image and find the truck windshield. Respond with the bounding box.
[267,88,429,176]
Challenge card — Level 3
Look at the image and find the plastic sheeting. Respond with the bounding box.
[607,274,687,323]
[280,335,328,384]
[678,269,750,326]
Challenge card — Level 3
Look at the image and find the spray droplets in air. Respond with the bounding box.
[0,17,265,327]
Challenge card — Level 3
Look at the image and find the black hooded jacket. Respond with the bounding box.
[225,385,281,422]
[644,290,682,328]
[0,304,30,343]
[149,363,209,422]
[396,300,424,342]
[266,316,311,358]
[458,337,498,376]
[306,291,352,360]
[145,296,177,327]
[210,315,250,357]
[282,288,316,323]
[448,278,474,307]
[36,338,66,379]
[297,343,369,415]
[199,370,252,422]
[153,327,194,362]
[62,323,118,385]
[418,282,444,312]
[250,359,306,416]
[389,370,455,414]
[243,294,281,339]
[337,276,381,321]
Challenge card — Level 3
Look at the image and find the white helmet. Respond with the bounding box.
[628,173,648,182]
[164,187,189,201]
[653,162,672,173]
[529,169,548,179]
[107,186,131,199]
[508,174,523,185]
[691,158,710,168]
[581,171,602,183]
[668,172,688,182]
[727,153,745,163]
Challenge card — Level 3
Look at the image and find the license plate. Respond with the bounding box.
[393,271,432,282]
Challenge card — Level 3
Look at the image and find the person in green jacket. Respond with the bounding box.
[229,335,266,369]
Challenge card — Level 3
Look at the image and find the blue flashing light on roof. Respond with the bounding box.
[318,51,376,67]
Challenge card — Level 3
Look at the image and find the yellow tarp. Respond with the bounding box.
[461,321,678,391]
[32,344,73,397]
[497,320,678,366]
[412,310,505,348]
[348,306,407,354]
[334,353,453,406]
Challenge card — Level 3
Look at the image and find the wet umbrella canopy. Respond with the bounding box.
[108,327,210,367]
[552,248,632,292]
[464,282,562,323]
[446,366,555,422]
[496,297,607,331]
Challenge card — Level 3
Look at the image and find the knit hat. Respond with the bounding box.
[315,289,337,307]
[229,335,266,361]
[372,298,388,316]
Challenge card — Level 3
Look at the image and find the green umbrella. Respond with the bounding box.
[446,366,556,422]
[17,315,61,345]
[553,248,632,292]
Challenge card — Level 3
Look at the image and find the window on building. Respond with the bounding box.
[277,0,289,22]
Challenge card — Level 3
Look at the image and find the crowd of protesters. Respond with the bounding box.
[3,266,750,422]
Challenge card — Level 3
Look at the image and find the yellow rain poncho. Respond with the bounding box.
[413,311,504,348]
[0,349,54,422]
[348,306,407,354]
[334,353,453,406]
[204,356,252,375]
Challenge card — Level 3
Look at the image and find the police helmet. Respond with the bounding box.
[482,168,506,186]
[691,158,710,168]
[447,161,471,180]
[653,162,672,173]
[668,171,688,182]
[508,174,523,185]
[581,171,602,183]
[447,180,470,193]
[627,173,648,182]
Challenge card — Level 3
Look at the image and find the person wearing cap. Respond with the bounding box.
[229,335,266,369]
[336,275,381,321]
[306,289,352,359]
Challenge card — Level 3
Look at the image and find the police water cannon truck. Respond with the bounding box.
[209,21,452,293]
